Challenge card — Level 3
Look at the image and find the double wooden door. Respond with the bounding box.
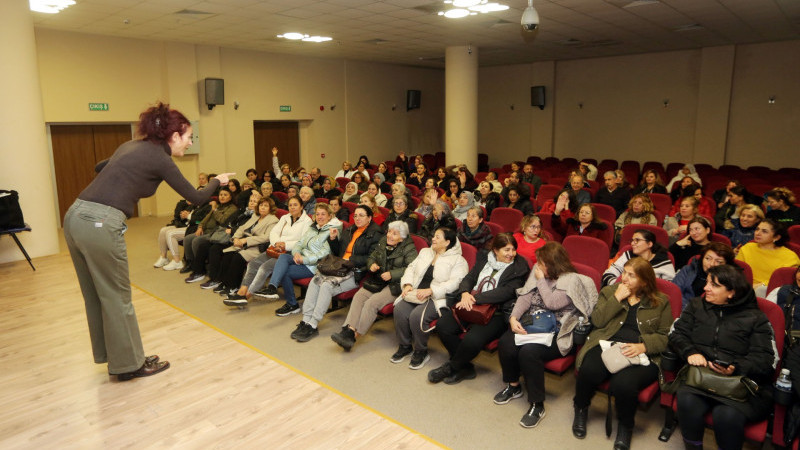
[253,121,300,178]
[51,124,134,224]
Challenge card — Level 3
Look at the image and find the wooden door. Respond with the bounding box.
[253,121,300,177]
[51,124,133,224]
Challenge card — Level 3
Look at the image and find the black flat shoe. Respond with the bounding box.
[572,406,588,439]
[116,360,170,381]
[614,424,633,450]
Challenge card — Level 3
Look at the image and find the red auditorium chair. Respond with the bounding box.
[489,207,524,233]
[562,235,611,275]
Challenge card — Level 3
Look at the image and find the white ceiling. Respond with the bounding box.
[31,0,800,67]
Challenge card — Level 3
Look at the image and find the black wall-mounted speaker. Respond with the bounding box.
[407,90,421,111]
[531,85,545,110]
[205,78,224,110]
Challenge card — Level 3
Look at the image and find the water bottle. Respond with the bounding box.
[775,368,793,406]
[573,316,591,346]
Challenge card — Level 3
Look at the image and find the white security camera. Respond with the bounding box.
[521,1,539,32]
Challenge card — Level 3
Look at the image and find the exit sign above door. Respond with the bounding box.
[89,103,109,111]
[279,105,291,112]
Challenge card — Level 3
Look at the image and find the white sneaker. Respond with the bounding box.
[153,256,169,268]
[162,260,184,271]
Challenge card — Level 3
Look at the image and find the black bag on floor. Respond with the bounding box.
[0,190,25,229]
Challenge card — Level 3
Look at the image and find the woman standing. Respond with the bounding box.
[331,221,417,351]
[391,228,468,369]
[495,242,598,428]
[670,265,778,450]
[428,234,530,385]
[572,257,672,449]
[63,103,231,381]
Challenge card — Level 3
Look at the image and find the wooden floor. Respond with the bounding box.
[0,253,440,449]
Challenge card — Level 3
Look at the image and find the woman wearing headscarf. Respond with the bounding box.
[452,190,475,221]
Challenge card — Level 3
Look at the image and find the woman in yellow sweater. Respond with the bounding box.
[736,218,800,296]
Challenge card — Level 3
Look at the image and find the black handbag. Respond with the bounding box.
[316,254,354,277]
[0,190,25,229]
[362,276,389,293]
[209,226,232,245]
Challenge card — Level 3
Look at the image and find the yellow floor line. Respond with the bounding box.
[132,282,447,449]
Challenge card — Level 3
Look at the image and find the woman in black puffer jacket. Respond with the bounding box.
[669,264,778,450]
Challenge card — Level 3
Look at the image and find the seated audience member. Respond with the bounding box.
[769,265,800,308]
[353,161,370,180]
[350,171,369,192]
[387,182,412,210]
[361,182,387,208]
[298,186,317,216]
[766,187,800,227]
[260,203,343,317]
[667,183,714,218]
[502,171,531,200]
[309,167,322,191]
[578,160,598,181]
[668,217,712,270]
[335,160,355,180]
[223,196,312,306]
[453,191,475,221]
[331,221,417,351]
[434,166,451,189]
[260,182,285,210]
[736,219,800,296]
[713,180,762,209]
[504,186,535,216]
[541,188,578,218]
[553,202,609,241]
[513,214,547,264]
[614,194,658,244]
[568,172,592,205]
[664,196,699,245]
[342,181,360,204]
[721,204,763,252]
[416,188,439,219]
[203,197,278,294]
[408,162,429,189]
[227,179,242,205]
[442,179,463,210]
[474,181,502,218]
[420,202,457,245]
[615,170,633,190]
[666,164,701,193]
[329,196,350,223]
[458,206,494,250]
[278,174,293,194]
[292,166,307,184]
[485,171,503,193]
[424,177,437,191]
[271,147,293,179]
[182,187,238,281]
[428,234,530,385]
[454,165,479,192]
[357,154,370,170]
[153,198,196,271]
[262,170,279,192]
[300,174,313,189]
[670,265,777,450]
[383,195,418,234]
[519,163,543,197]
[391,228,468,369]
[315,176,340,201]
[291,205,382,342]
[668,176,695,203]
[373,172,390,194]
[388,164,405,184]
[672,242,735,309]
[714,185,747,230]
[595,171,631,218]
[495,242,598,428]
[573,257,671,449]
[360,194,385,226]
[631,169,667,195]
[603,229,675,286]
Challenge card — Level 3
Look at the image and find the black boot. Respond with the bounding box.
[613,424,633,450]
[331,326,356,351]
[572,405,588,439]
[682,438,703,450]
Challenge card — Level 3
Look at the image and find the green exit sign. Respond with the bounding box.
[279,105,291,112]
[89,103,109,111]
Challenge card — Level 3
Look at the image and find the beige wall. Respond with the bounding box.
[479,40,800,170]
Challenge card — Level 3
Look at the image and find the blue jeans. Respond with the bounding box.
[269,253,313,306]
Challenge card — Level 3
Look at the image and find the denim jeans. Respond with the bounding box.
[269,253,313,306]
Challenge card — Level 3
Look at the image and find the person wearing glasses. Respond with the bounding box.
[513,214,547,264]
[383,195,418,234]
[602,229,675,286]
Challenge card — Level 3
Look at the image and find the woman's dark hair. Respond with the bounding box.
[329,195,342,206]
[228,178,241,192]
[766,187,797,205]
[762,218,790,247]
[262,170,274,180]
[137,102,190,143]
[555,188,579,214]
[633,229,666,254]
[707,264,752,299]
[624,257,661,306]
[217,187,232,202]
[536,241,577,279]
[287,195,302,207]
[358,155,370,167]
[438,227,458,251]
[416,162,428,173]
[351,172,364,182]
[505,186,523,203]
[729,185,746,197]
[280,174,292,185]
[701,242,736,266]
[354,204,373,218]
[687,216,711,232]
[680,183,702,199]
[246,168,257,177]
[492,232,518,251]
[577,203,604,226]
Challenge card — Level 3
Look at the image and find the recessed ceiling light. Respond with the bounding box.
[470,3,509,13]
[278,32,306,40]
[30,0,75,14]
[440,8,471,18]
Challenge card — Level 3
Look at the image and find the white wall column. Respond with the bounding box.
[0,0,59,263]
[445,45,478,172]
